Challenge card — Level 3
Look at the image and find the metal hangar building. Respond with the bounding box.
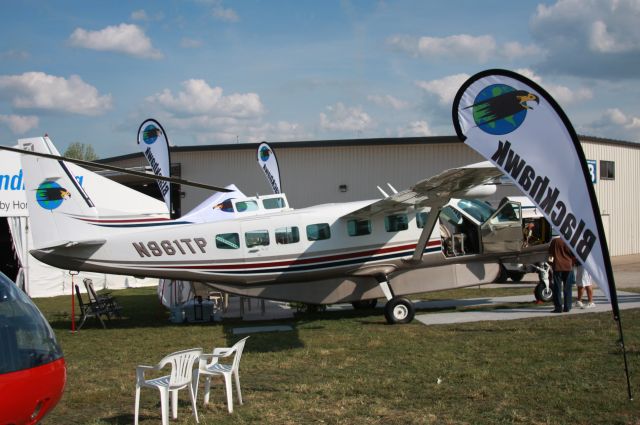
[101,135,640,257]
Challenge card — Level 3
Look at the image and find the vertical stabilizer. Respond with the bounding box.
[19,137,102,249]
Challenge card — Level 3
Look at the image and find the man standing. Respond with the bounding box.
[548,237,576,313]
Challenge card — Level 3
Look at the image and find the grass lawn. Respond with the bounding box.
[34,286,639,425]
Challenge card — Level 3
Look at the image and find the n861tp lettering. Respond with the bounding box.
[133,238,207,257]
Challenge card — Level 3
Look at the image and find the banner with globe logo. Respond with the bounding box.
[256,142,282,194]
[452,69,619,318]
[137,119,171,213]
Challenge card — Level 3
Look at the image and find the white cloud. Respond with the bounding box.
[514,68,593,105]
[0,72,112,116]
[367,94,409,110]
[146,79,264,118]
[415,74,470,105]
[319,102,375,132]
[0,114,39,134]
[69,23,163,60]
[140,79,301,144]
[502,41,545,60]
[397,120,432,137]
[531,0,640,78]
[583,108,640,141]
[388,34,542,63]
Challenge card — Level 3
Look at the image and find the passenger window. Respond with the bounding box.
[236,200,259,212]
[307,223,331,241]
[275,227,300,244]
[416,212,428,229]
[347,219,371,236]
[263,197,286,209]
[384,214,408,232]
[245,230,270,247]
[215,233,240,249]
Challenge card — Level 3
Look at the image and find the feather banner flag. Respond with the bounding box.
[137,119,172,213]
[452,69,619,317]
[257,141,282,194]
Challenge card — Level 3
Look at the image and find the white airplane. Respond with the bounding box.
[11,136,551,324]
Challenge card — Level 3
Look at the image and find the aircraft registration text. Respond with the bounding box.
[132,238,207,257]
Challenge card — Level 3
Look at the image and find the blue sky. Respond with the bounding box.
[1,0,639,157]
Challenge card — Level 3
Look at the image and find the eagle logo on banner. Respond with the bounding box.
[464,85,539,135]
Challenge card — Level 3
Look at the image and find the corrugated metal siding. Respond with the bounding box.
[582,141,640,256]
[174,143,485,210]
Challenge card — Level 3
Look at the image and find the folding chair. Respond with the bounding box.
[75,284,107,329]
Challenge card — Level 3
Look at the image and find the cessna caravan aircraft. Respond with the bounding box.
[12,136,551,324]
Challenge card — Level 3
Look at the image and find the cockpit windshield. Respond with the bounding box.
[456,199,496,223]
[0,272,63,374]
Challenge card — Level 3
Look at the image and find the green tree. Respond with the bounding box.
[64,142,99,161]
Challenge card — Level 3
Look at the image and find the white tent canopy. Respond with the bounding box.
[1,145,166,298]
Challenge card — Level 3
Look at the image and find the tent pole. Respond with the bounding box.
[24,218,29,295]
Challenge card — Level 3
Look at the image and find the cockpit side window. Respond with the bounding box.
[263,197,286,209]
[236,200,259,212]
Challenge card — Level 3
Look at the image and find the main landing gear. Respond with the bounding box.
[377,275,415,324]
[533,262,553,303]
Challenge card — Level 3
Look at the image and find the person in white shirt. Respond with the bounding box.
[575,264,596,309]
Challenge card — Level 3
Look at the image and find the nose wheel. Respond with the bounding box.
[384,297,415,324]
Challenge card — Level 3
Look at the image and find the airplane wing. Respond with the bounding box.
[345,161,503,218]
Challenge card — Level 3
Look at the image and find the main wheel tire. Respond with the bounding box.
[534,282,553,303]
[384,297,415,324]
[494,265,508,283]
[351,299,378,309]
[508,271,525,282]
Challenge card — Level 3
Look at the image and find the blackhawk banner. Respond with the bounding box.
[452,69,620,318]
[137,119,172,213]
[257,142,282,194]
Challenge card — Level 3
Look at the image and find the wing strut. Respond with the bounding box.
[408,206,442,263]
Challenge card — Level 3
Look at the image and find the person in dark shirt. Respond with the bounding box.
[548,237,576,313]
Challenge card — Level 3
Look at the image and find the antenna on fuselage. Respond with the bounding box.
[377,186,389,198]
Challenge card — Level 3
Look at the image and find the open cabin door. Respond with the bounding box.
[481,201,523,254]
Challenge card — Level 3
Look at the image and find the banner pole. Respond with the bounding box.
[615,315,633,400]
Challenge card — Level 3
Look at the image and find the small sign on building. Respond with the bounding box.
[586,159,597,184]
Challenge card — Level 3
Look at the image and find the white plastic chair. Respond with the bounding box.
[135,347,203,425]
[194,336,249,413]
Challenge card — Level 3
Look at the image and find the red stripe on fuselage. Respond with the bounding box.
[159,240,441,271]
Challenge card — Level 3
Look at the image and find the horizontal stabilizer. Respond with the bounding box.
[34,239,106,251]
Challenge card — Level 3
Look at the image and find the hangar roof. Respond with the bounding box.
[98,134,638,164]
